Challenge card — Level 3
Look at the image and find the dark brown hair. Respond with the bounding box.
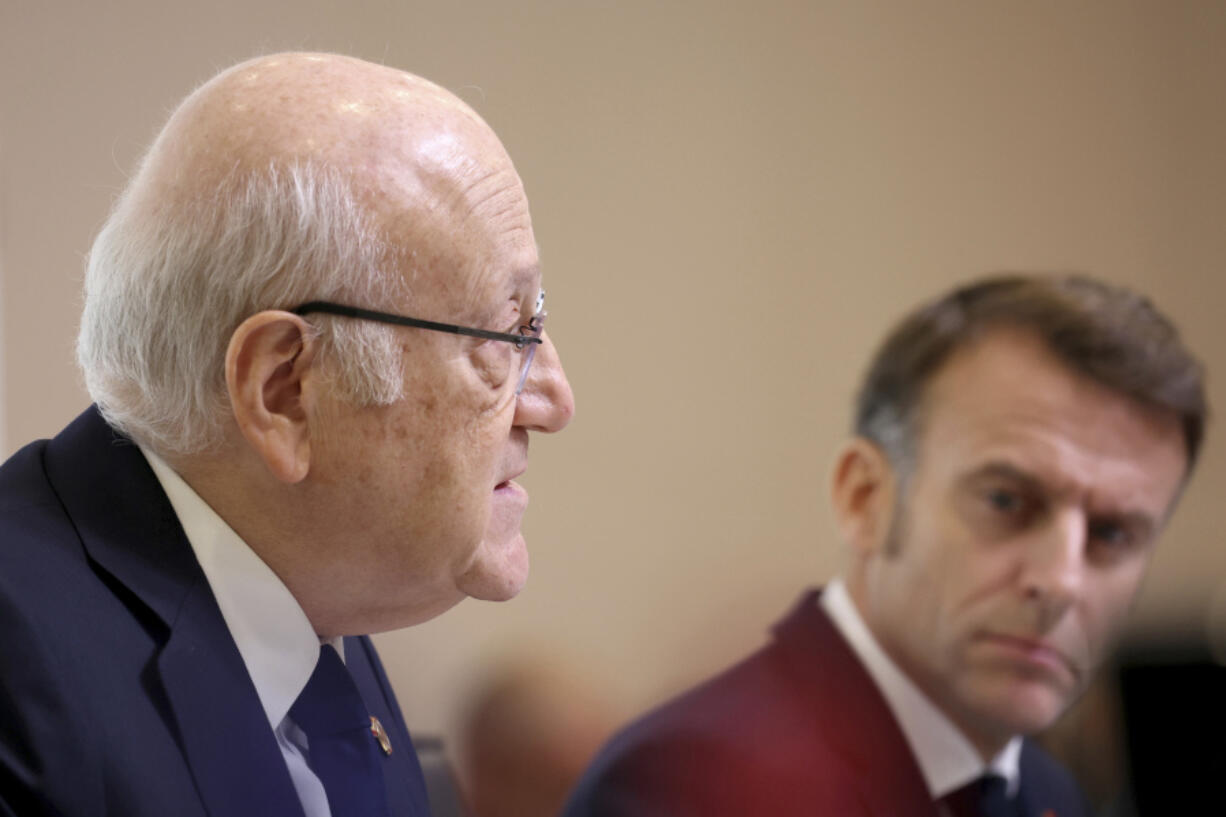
[855,273,1207,474]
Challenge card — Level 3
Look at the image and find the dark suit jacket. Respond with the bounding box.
[0,408,432,817]
[562,590,1089,817]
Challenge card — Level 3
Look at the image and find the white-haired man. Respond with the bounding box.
[0,53,573,817]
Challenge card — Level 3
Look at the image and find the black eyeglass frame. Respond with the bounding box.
[290,302,545,349]
[290,294,546,394]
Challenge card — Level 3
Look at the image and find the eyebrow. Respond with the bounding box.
[960,461,1046,495]
[464,264,541,326]
[510,264,541,292]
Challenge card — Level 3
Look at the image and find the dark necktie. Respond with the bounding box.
[940,775,1021,817]
[289,645,391,817]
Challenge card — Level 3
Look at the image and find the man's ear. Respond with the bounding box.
[225,311,321,484]
[830,437,897,557]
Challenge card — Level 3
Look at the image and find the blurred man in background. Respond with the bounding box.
[563,274,1203,817]
[0,52,572,817]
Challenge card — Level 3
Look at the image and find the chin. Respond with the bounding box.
[967,678,1070,738]
[459,531,530,602]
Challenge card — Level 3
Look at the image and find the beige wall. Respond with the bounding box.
[3,0,1224,751]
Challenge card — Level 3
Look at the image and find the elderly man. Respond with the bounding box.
[0,53,572,817]
[563,275,1204,817]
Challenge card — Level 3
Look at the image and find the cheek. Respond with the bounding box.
[915,503,1019,616]
[469,342,516,393]
[951,551,1019,618]
[437,409,517,525]
[899,540,1011,657]
[396,358,518,535]
[895,525,974,617]
[411,373,510,467]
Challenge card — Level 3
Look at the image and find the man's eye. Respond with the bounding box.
[1085,519,1144,565]
[975,487,1045,532]
[1088,520,1133,550]
[986,489,1023,513]
[502,300,525,334]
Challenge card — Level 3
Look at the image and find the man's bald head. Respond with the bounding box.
[78,53,531,456]
[138,54,510,236]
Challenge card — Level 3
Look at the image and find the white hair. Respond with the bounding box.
[77,161,408,456]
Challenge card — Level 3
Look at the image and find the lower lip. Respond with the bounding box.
[978,634,1072,678]
[494,480,527,501]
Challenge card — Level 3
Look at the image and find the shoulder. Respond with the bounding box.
[0,434,106,667]
[0,422,144,653]
[562,590,941,817]
[561,630,865,817]
[0,462,106,816]
[0,437,74,547]
[0,415,206,816]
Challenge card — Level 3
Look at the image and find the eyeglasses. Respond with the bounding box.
[291,290,546,394]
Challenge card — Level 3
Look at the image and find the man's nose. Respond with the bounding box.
[514,330,574,433]
[1020,509,1086,629]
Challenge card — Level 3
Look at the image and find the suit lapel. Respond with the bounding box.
[771,590,940,817]
[46,408,304,817]
[159,580,306,817]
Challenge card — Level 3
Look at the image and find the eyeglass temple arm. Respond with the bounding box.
[291,301,544,347]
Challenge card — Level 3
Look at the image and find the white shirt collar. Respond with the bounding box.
[820,578,1022,798]
[141,447,329,730]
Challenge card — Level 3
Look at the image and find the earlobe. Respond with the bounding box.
[226,311,320,484]
[830,437,896,556]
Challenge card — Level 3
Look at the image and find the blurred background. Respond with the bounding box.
[3,1,1223,813]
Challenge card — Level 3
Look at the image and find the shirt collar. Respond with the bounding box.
[142,447,327,730]
[820,578,1022,798]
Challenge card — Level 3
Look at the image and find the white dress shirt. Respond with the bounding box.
[143,448,340,817]
[820,578,1022,799]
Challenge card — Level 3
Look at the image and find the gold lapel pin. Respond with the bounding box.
[369,716,393,756]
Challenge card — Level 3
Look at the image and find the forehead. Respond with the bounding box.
[913,329,1187,513]
[378,136,540,314]
[428,213,540,321]
[276,58,539,310]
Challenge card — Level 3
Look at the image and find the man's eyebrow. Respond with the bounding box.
[510,264,540,291]
[961,461,1046,493]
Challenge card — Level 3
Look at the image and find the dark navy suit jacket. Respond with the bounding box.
[0,408,432,817]
[562,590,1090,817]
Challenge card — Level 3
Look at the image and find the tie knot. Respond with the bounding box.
[289,645,371,737]
[940,775,1017,817]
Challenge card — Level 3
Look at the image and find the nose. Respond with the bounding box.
[513,330,574,433]
[1020,509,1086,629]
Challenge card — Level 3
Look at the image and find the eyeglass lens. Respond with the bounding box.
[514,316,544,394]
